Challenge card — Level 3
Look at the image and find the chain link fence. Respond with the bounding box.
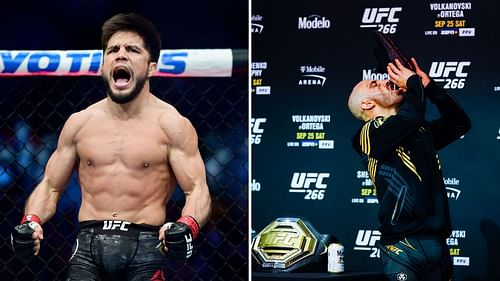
[0,73,248,280]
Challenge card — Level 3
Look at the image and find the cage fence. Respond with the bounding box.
[0,73,248,281]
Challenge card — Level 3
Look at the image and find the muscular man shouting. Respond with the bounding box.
[11,13,211,280]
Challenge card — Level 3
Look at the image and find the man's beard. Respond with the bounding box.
[105,75,147,104]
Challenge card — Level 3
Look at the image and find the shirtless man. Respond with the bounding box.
[11,13,211,280]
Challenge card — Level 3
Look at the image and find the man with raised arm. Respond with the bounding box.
[348,58,470,281]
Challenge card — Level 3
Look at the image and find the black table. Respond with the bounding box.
[252,272,387,281]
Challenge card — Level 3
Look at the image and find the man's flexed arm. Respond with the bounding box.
[12,113,82,261]
[25,113,81,221]
[159,111,211,260]
[165,114,211,227]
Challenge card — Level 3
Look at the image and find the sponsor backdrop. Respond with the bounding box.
[251,1,500,280]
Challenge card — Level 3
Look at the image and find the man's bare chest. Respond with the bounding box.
[76,119,168,167]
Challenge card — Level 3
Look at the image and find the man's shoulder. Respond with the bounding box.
[153,100,196,143]
[64,100,107,128]
[153,98,188,125]
[351,118,382,153]
[151,95,177,111]
[84,99,108,113]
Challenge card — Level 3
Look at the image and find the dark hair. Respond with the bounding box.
[101,13,162,62]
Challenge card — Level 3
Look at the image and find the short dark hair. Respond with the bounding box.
[101,13,162,63]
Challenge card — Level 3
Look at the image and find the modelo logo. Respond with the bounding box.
[251,179,262,192]
[361,7,402,24]
[298,15,331,30]
[362,69,388,80]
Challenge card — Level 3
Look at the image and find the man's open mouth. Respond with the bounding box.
[386,81,395,90]
[386,81,400,94]
[112,66,132,89]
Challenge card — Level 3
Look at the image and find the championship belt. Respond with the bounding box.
[251,217,331,272]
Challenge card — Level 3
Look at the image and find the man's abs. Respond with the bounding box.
[77,168,176,225]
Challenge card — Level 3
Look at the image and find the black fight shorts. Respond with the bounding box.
[380,234,453,281]
[66,220,166,281]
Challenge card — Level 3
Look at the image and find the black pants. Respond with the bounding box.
[380,234,453,281]
[66,221,166,281]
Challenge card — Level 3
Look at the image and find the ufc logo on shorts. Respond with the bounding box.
[361,7,402,24]
[103,220,131,231]
[429,61,470,78]
[290,172,329,189]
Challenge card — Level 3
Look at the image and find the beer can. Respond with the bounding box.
[328,243,344,273]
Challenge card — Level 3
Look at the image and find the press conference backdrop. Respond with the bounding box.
[251,1,500,280]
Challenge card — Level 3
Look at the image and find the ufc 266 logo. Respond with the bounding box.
[250,118,266,145]
[429,61,470,89]
[360,7,402,34]
[353,230,381,258]
[289,172,330,200]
